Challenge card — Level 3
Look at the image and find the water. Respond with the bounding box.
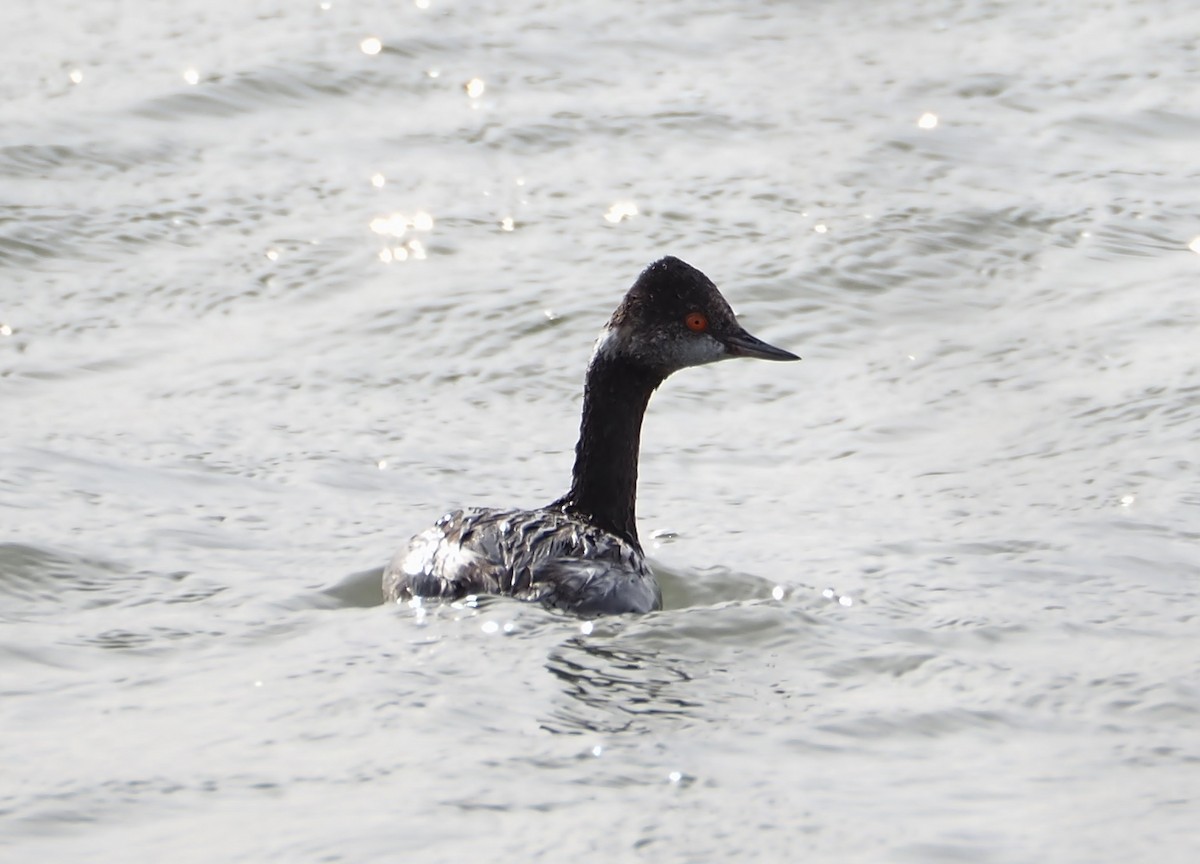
[3,0,1199,860]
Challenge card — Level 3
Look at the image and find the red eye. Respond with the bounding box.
[685,312,708,332]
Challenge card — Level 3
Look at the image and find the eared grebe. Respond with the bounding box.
[383,256,799,615]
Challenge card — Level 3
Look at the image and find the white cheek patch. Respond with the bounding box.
[673,332,727,367]
[592,322,726,370]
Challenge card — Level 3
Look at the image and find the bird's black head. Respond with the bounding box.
[596,256,799,375]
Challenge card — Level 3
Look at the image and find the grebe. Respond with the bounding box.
[383,256,799,614]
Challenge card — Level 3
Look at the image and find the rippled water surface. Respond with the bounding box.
[4,0,1199,861]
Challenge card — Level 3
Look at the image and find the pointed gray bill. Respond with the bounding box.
[721,327,801,362]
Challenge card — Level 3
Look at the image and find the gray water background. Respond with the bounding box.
[3,0,1199,860]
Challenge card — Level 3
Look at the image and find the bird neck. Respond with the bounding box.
[556,348,665,549]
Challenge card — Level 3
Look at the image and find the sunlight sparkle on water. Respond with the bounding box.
[379,239,427,264]
[182,68,200,85]
[500,216,515,232]
[414,0,430,8]
[465,78,486,98]
[822,587,854,606]
[371,214,407,238]
[1189,235,1200,254]
[918,112,938,129]
[370,211,434,238]
[371,173,386,188]
[604,200,638,224]
[68,69,83,84]
[360,37,383,56]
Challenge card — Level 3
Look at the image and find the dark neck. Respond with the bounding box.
[555,350,664,549]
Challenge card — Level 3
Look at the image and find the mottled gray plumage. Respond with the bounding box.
[383,256,799,615]
[384,506,659,615]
